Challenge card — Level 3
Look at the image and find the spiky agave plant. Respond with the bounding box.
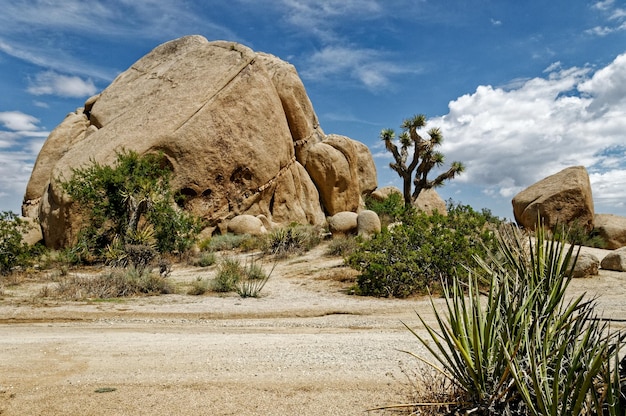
[402,223,625,415]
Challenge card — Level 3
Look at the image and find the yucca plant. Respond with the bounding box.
[403,223,625,415]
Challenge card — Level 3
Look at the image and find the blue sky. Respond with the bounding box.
[1,0,626,220]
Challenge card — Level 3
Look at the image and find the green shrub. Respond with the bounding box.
[403,223,625,415]
[60,150,201,263]
[263,224,321,258]
[0,211,36,275]
[212,257,243,292]
[235,258,273,298]
[193,252,217,267]
[347,202,500,297]
[205,233,256,252]
[326,236,358,257]
[187,276,209,295]
[364,192,406,226]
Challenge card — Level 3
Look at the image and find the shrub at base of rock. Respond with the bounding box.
[594,214,626,249]
[512,166,594,232]
[328,212,358,237]
[413,189,447,216]
[600,247,626,272]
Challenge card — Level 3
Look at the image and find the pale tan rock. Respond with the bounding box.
[23,36,376,249]
[600,247,626,272]
[568,252,600,278]
[413,189,448,215]
[370,186,402,201]
[306,135,361,215]
[357,210,381,239]
[352,140,377,195]
[594,214,626,249]
[19,216,43,246]
[328,211,358,236]
[512,166,594,231]
[227,215,267,236]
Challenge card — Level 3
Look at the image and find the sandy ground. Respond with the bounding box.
[0,243,625,415]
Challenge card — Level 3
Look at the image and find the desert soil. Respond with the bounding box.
[0,243,624,415]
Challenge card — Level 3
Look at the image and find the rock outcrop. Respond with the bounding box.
[22,36,377,249]
[512,166,594,231]
[594,214,626,250]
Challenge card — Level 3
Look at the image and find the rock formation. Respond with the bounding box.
[600,247,626,272]
[22,36,377,249]
[594,214,626,249]
[512,166,594,231]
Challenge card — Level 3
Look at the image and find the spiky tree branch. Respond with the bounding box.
[381,114,465,207]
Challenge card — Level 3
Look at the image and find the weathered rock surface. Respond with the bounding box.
[512,166,594,231]
[357,210,381,239]
[227,215,267,236]
[594,214,626,250]
[413,189,448,215]
[600,247,626,272]
[22,36,376,249]
[369,186,402,201]
[19,217,43,246]
[328,211,359,236]
[568,252,600,278]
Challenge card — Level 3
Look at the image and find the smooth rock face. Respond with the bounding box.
[227,215,267,236]
[22,36,376,248]
[413,189,448,215]
[357,210,381,239]
[512,166,595,231]
[328,211,359,236]
[594,214,626,249]
[569,252,600,278]
[370,186,402,201]
[600,247,626,272]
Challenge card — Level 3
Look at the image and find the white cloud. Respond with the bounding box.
[302,45,419,89]
[429,53,626,214]
[0,111,40,131]
[27,71,97,98]
[0,111,49,212]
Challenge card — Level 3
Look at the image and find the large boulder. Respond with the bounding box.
[594,214,626,249]
[22,36,376,249]
[328,211,359,236]
[568,252,600,278]
[512,166,594,231]
[413,189,448,215]
[370,186,402,201]
[600,247,626,272]
[227,215,267,236]
[357,210,381,239]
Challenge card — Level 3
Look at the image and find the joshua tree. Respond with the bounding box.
[381,114,465,207]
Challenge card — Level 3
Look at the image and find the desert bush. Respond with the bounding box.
[347,202,500,297]
[364,192,406,226]
[0,211,36,275]
[193,252,217,268]
[326,236,358,257]
[552,220,607,249]
[54,267,172,299]
[212,257,243,292]
[187,276,209,295]
[402,223,625,415]
[204,233,258,252]
[263,224,321,258]
[60,150,201,263]
[235,258,274,298]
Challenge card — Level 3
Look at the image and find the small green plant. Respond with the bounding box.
[364,192,406,225]
[193,252,217,267]
[326,236,358,257]
[552,220,607,248]
[235,258,274,298]
[187,276,209,295]
[264,224,321,258]
[401,223,625,415]
[212,257,243,292]
[0,211,35,275]
[205,233,255,252]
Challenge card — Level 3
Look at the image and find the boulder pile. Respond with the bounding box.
[22,36,377,248]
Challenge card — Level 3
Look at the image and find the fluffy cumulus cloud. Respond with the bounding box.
[430,53,626,214]
[0,111,48,212]
[27,71,97,98]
